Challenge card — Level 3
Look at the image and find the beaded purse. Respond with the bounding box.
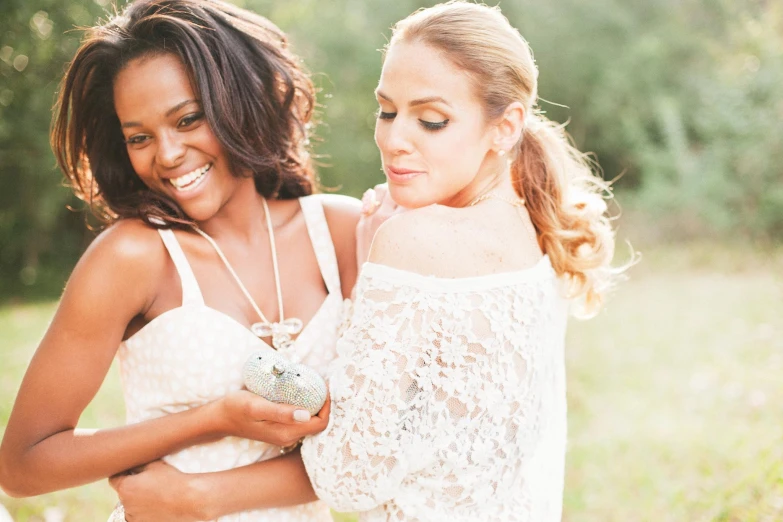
[243,350,327,415]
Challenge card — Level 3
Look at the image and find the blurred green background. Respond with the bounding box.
[1,0,781,520]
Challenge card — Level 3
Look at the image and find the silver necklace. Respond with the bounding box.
[468,191,526,208]
[192,198,302,350]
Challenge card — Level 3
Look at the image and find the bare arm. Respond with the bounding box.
[321,194,361,299]
[109,431,325,520]
[110,397,330,520]
[0,222,324,497]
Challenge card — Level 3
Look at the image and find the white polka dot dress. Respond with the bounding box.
[113,196,344,521]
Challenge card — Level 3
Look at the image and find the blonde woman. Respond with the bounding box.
[105,2,625,521]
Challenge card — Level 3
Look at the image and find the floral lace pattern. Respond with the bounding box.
[302,256,569,522]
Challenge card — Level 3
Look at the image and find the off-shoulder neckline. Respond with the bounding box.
[360,254,554,292]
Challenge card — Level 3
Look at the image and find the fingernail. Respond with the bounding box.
[294,410,311,422]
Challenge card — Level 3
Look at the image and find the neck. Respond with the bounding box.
[444,159,513,208]
[195,178,268,243]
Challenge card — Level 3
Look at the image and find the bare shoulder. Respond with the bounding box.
[368,205,466,275]
[319,193,362,225]
[318,194,362,298]
[56,219,168,333]
[70,219,168,301]
[85,219,167,268]
[369,204,541,277]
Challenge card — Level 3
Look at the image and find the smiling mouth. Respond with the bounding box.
[386,166,424,182]
[169,163,212,191]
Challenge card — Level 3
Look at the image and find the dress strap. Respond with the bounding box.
[157,229,205,306]
[299,196,342,296]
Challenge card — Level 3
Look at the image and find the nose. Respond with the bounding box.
[375,116,414,156]
[155,130,186,168]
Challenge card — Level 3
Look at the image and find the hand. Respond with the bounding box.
[214,390,331,447]
[356,183,406,266]
[109,461,200,522]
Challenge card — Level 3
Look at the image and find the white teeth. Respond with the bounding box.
[169,164,211,190]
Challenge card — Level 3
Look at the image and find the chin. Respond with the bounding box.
[180,200,220,223]
[387,183,439,209]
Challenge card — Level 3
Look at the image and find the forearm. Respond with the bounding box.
[0,401,222,497]
[189,449,317,520]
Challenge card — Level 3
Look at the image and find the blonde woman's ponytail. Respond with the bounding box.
[514,115,616,316]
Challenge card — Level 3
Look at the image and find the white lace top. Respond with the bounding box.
[302,255,569,522]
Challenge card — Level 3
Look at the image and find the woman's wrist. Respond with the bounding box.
[195,398,229,441]
[184,472,219,521]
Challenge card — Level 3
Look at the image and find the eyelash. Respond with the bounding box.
[376,110,449,131]
[124,136,145,145]
[124,112,204,146]
[178,112,204,128]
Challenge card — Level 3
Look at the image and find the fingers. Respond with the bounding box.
[373,183,389,202]
[316,393,331,422]
[242,391,312,424]
[289,395,331,440]
[231,390,329,446]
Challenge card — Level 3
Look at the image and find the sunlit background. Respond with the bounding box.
[1,0,781,520]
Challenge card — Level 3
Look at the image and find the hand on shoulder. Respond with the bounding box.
[356,183,407,266]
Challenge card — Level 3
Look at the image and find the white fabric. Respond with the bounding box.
[113,195,343,521]
[302,255,569,522]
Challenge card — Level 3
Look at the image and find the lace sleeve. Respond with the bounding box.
[301,274,440,512]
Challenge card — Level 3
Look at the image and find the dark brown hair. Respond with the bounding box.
[52,0,317,227]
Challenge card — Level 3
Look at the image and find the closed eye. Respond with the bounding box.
[420,119,449,131]
[377,110,396,120]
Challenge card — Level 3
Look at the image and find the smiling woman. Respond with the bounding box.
[113,54,242,222]
[0,1,361,521]
[52,0,319,226]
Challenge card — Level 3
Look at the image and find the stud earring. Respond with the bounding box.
[497,149,506,157]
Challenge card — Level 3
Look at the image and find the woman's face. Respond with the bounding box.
[113,53,250,222]
[374,40,499,209]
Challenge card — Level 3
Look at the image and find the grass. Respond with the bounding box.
[0,303,124,521]
[1,243,781,521]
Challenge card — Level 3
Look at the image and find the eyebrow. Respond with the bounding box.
[120,99,200,129]
[376,90,452,108]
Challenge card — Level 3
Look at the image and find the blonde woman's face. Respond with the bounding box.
[374,40,498,208]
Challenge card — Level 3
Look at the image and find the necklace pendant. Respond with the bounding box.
[281,317,303,335]
[250,322,274,338]
[272,333,295,351]
[251,318,303,351]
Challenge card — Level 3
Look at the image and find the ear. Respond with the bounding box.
[491,102,526,155]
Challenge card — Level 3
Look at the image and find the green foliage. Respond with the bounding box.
[0,0,781,299]
[507,0,783,239]
[0,0,112,298]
